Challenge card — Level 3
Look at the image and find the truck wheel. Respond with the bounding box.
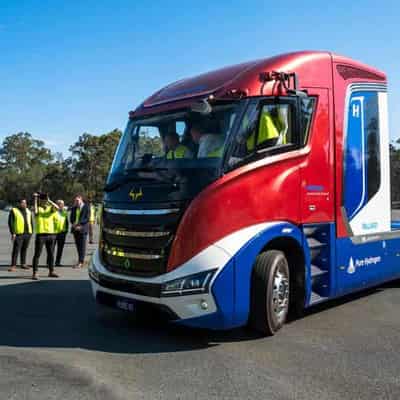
[250,250,290,336]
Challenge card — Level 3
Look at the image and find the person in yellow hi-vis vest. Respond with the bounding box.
[88,200,96,244]
[54,199,69,266]
[164,132,192,160]
[31,193,60,280]
[246,110,282,151]
[7,199,33,272]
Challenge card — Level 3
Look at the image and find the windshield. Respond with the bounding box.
[107,102,241,184]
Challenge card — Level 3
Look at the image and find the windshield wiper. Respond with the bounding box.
[124,167,169,173]
[104,175,155,192]
[104,168,171,192]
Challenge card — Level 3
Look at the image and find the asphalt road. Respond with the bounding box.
[1,211,400,399]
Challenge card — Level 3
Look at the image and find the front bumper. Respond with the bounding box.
[89,248,235,329]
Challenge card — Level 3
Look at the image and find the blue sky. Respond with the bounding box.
[0,0,399,155]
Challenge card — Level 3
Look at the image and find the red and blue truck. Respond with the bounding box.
[89,51,398,335]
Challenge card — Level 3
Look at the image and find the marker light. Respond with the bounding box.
[161,270,217,297]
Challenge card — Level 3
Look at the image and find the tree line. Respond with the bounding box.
[1,130,400,207]
[0,130,121,206]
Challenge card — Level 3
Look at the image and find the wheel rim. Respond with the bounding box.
[271,262,289,323]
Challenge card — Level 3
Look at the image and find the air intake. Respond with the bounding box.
[336,65,385,81]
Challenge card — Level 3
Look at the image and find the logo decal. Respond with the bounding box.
[347,257,356,274]
[352,103,360,118]
[362,222,378,230]
[347,256,381,274]
[129,188,143,201]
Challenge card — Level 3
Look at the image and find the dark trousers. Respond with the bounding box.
[73,232,87,263]
[11,234,31,266]
[55,232,67,265]
[32,234,56,273]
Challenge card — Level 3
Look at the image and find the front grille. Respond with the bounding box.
[100,206,183,277]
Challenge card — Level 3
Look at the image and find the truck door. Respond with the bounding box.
[336,84,391,294]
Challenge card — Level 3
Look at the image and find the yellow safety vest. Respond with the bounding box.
[35,206,56,234]
[166,144,191,159]
[54,209,68,234]
[12,208,33,235]
[247,111,280,151]
[89,205,96,223]
[206,146,224,158]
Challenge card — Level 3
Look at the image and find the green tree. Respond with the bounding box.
[0,129,122,205]
[138,135,163,156]
[69,129,122,201]
[0,132,53,204]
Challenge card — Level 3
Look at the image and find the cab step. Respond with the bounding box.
[307,237,326,250]
[310,291,328,305]
[311,264,328,277]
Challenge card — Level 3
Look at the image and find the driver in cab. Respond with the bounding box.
[164,131,193,160]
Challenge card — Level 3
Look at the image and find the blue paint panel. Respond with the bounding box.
[211,259,235,328]
[175,260,235,330]
[176,224,309,330]
[344,91,380,222]
[232,223,308,327]
[391,221,400,231]
[344,95,364,219]
[336,236,400,296]
[178,224,400,330]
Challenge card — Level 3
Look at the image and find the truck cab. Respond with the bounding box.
[89,51,399,335]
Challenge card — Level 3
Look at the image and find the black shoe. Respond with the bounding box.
[55,263,62,267]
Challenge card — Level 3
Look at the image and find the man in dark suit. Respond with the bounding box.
[70,195,89,269]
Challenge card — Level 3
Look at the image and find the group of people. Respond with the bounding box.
[7,194,97,280]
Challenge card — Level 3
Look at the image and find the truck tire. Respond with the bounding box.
[249,250,290,336]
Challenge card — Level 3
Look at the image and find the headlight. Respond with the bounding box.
[161,269,217,297]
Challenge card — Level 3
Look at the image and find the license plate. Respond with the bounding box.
[116,298,136,312]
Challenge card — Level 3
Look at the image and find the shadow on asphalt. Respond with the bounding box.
[0,279,228,354]
[0,277,399,353]
[287,278,400,324]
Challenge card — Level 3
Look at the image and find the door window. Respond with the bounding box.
[227,98,314,168]
[343,91,381,221]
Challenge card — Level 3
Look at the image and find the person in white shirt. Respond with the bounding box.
[190,122,225,158]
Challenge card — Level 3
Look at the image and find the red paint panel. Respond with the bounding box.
[168,153,305,270]
[300,88,334,223]
[128,50,389,269]
[134,51,333,118]
[143,60,260,107]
